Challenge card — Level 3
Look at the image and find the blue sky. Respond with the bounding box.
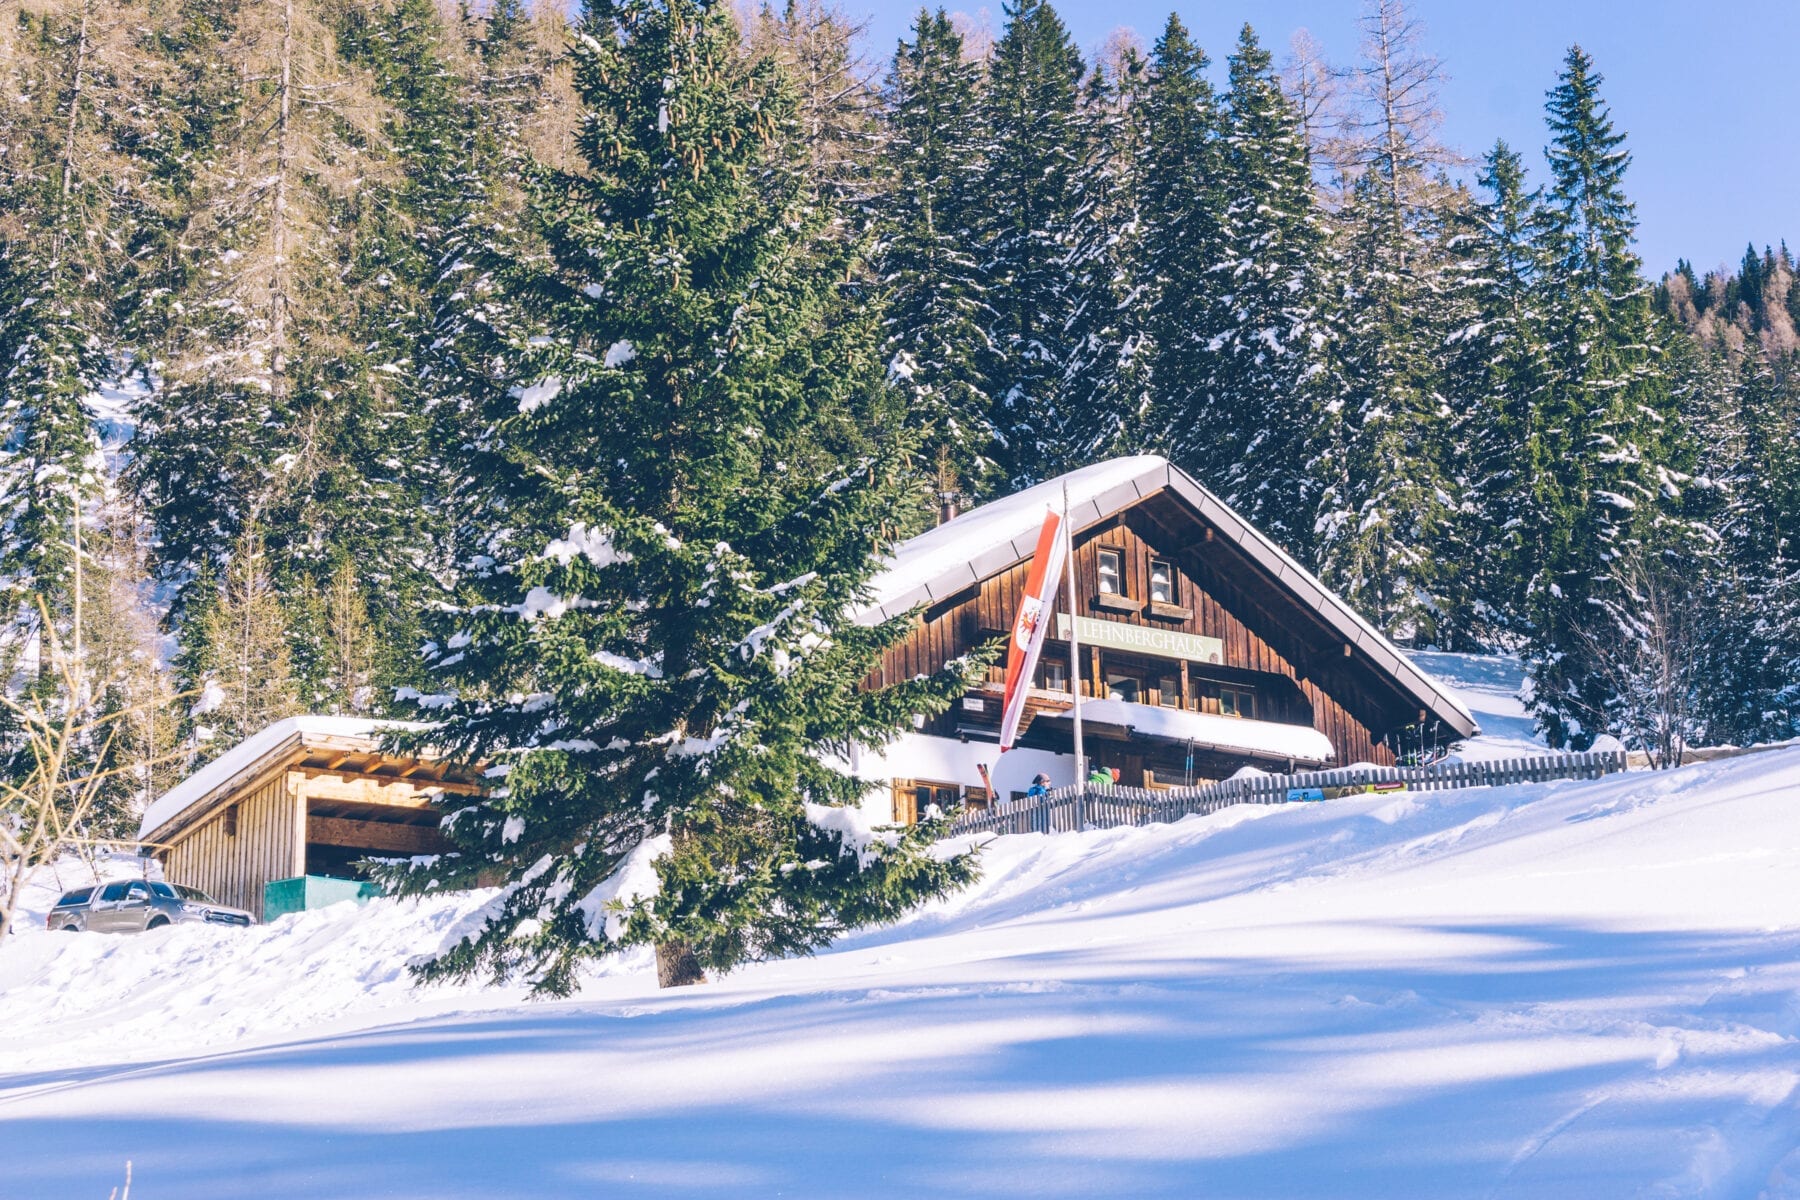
[852,0,1800,277]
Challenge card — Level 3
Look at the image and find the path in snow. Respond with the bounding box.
[7,745,1800,1198]
[1410,649,1548,760]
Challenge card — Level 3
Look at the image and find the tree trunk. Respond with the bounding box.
[56,0,93,214]
[270,0,295,402]
[655,940,706,988]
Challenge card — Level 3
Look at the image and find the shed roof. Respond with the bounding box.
[858,455,1477,739]
[137,717,430,844]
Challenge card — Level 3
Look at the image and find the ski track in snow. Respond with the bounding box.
[6,657,1800,1197]
[1410,650,1547,760]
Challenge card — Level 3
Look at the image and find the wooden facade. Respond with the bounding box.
[865,464,1476,811]
[144,723,477,919]
[160,771,299,922]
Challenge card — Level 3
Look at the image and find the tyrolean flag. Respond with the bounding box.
[998,509,1068,752]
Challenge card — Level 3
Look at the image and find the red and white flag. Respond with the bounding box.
[998,509,1068,752]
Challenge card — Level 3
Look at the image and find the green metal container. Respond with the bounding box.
[263,875,384,921]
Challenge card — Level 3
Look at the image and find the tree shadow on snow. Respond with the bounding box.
[6,920,1800,1199]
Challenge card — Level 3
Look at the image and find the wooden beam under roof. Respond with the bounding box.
[306,815,453,856]
[297,767,482,798]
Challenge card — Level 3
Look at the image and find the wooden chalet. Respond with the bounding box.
[851,456,1479,822]
[136,718,478,920]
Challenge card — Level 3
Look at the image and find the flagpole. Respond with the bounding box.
[1063,481,1085,816]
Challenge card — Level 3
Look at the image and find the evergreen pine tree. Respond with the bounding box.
[876,9,999,501]
[129,0,464,749]
[1137,16,1223,483]
[1206,24,1325,554]
[980,0,1086,488]
[70,497,180,836]
[1307,1,1459,640]
[1310,173,1457,641]
[177,526,301,762]
[1056,35,1148,470]
[376,0,981,996]
[0,0,154,642]
[333,0,477,687]
[1439,141,1552,646]
[129,0,389,598]
[1524,46,1680,746]
[1684,341,1800,743]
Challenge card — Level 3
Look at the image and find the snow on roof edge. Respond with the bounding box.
[1162,471,1479,736]
[858,456,1169,618]
[137,716,429,844]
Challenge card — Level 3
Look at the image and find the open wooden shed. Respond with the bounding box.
[137,718,480,920]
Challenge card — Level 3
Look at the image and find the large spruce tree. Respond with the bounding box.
[877,9,999,501]
[1136,16,1221,483]
[376,0,980,996]
[980,0,1086,488]
[1308,0,1459,641]
[1207,24,1324,554]
[0,0,151,633]
[1056,34,1149,471]
[1439,142,1552,647]
[1524,46,1678,746]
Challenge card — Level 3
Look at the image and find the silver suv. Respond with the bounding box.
[47,880,255,933]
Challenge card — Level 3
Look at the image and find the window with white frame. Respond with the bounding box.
[1097,547,1124,595]
[1149,558,1176,604]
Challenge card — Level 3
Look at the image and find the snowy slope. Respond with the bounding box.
[9,744,1800,1198]
[1412,650,1550,760]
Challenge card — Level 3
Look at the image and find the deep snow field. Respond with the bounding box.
[6,656,1800,1198]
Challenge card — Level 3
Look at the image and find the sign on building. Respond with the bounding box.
[1055,614,1224,664]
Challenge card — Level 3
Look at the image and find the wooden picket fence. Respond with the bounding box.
[947,750,1629,839]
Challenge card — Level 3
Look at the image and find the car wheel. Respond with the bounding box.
[146,916,170,930]
[61,923,79,932]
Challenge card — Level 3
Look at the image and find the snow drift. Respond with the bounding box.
[7,656,1800,1197]
[8,740,1800,1197]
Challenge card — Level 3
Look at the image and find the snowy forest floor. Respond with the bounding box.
[6,657,1800,1198]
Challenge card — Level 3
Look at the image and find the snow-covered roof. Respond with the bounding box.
[859,455,1478,739]
[862,456,1166,616]
[1035,699,1336,766]
[138,717,429,844]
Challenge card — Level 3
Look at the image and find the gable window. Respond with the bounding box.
[1097,547,1124,596]
[1149,559,1176,604]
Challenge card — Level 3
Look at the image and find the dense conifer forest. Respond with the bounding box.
[3,0,1796,968]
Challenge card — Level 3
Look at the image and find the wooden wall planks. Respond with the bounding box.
[161,771,302,919]
[873,498,1402,767]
